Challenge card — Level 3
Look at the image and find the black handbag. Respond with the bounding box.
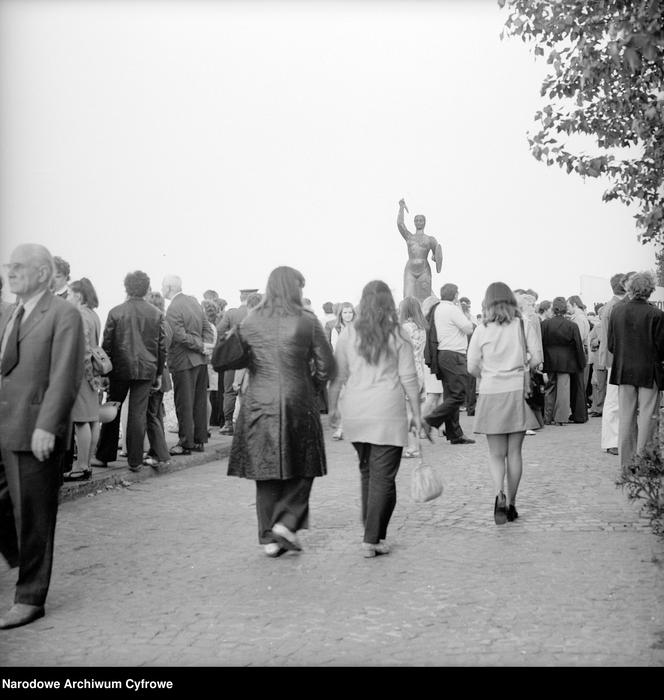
[211,327,250,372]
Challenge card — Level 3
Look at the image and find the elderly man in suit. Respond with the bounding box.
[162,275,214,455]
[0,243,84,629]
[608,271,664,469]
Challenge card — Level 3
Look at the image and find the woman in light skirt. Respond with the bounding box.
[467,282,542,524]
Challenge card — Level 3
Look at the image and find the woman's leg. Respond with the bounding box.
[353,443,371,526]
[505,431,526,506]
[363,444,402,544]
[72,422,90,471]
[485,434,508,495]
[88,420,100,468]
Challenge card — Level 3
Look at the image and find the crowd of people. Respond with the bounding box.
[0,241,661,629]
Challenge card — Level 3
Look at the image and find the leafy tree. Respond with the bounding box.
[499,0,664,246]
[657,247,664,286]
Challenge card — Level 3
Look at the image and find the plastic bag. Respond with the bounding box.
[410,456,443,503]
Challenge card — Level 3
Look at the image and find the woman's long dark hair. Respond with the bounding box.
[70,277,99,309]
[398,296,426,330]
[354,280,403,365]
[482,282,519,325]
[255,266,305,316]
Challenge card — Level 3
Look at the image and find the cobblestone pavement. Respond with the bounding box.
[1,415,663,667]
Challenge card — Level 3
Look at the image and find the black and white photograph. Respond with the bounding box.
[0,0,663,673]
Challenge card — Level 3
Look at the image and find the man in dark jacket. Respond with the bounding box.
[94,271,166,470]
[541,297,586,425]
[162,275,214,454]
[608,270,664,469]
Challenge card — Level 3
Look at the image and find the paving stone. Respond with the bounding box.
[0,417,663,666]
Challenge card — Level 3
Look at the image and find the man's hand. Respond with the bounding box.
[152,375,163,392]
[399,198,409,212]
[31,428,56,462]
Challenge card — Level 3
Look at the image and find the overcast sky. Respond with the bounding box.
[0,0,656,322]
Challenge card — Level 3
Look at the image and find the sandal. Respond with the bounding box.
[168,445,192,456]
[63,469,91,482]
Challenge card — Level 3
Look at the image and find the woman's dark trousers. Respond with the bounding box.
[353,442,402,545]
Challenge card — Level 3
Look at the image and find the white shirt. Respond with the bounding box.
[434,300,474,354]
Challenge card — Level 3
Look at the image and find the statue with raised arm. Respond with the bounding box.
[397,198,442,303]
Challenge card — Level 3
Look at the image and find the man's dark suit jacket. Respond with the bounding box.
[0,291,84,451]
[608,298,664,388]
[541,315,586,375]
[166,293,213,373]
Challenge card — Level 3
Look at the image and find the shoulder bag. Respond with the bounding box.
[211,326,250,373]
[90,345,113,376]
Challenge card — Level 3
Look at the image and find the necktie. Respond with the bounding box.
[1,305,25,376]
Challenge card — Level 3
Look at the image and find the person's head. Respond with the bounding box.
[626,270,656,300]
[355,280,400,365]
[525,288,538,301]
[258,266,305,316]
[203,289,219,302]
[538,299,552,318]
[6,244,54,301]
[337,302,356,327]
[517,293,536,315]
[399,296,426,329]
[609,272,626,295]
[439,283,459,302]
[239,288,258,305]
[302,297,312,309]
[201,299,218,324]
[413,214,426,231]
[52,256,71,292]
[146,290,165,312]
[69,277,99,309]
[567,295,586,313]
[217,298,227,315]
[622,271,637,291]
[161,274,182,300]
[552,296,568,316]
[459,296,471,309]
[246,292,262,310]
[322,301,334,315]
[125,270,150,299]
[482,282,519,325]
[594,302,604,315]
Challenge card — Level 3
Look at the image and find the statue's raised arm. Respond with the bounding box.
[397,198,412,240]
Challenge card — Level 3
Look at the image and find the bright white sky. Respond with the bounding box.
[0,0,656,323]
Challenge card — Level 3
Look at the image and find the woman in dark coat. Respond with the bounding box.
[227,266,336,557]
[541,297,586,425]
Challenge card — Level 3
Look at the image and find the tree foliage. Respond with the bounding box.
[499,0,664,246]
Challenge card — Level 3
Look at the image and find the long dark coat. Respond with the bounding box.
[608,298,664,388]
[227,309,336,480]
[541,315,586,374]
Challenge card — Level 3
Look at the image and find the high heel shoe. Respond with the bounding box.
[494,491,507,525]
[507,504,519,522]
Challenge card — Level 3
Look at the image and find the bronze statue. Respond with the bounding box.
[397,199,442,302]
